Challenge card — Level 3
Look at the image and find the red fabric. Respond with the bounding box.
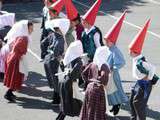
[83,0,101,26]
[129,19,150,54]
[75,23,84,41]
[64,0,78,20]
[4,36,28,91]
[80,82,107,120]
[104,11,126,44]
[47,0,56,7]
[49,0,64,14]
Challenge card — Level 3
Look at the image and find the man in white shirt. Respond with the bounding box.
[81,0,103,62]
[129,19,159,120]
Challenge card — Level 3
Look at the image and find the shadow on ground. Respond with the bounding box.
[20,86,53,100]
[74,0,148,15]
[3,2,43,21]
[16,97,60,113]
[19,71,52,100]
[121,102,160,120]
[108,116,130,120]
[2,0,150,21]
[24,71,48,88]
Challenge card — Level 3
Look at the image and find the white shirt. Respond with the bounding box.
[85,26,101,48]
[132,54,155,80]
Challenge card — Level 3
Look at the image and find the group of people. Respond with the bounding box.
[0,0,159,120]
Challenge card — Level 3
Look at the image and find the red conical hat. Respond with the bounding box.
[64,0,78,20]
[129,19,151,54]
[104,11,126,44]
[82,0,102,26]
[49,0,64,14]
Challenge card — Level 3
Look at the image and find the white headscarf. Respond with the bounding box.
[0,12,15,28]
[63,40,83,66]
[93,46,111,70]
[5,20,31,44]
[48,18,70,36]
[5,20,31,77]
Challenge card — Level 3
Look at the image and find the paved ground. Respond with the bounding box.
[1,0,160,120]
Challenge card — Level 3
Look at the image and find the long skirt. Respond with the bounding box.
[107,69,128,105]
[59,75,82,116]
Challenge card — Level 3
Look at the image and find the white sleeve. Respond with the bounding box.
[143,61,155,80]
[93,32,101,48]
[59,12,67,18]
[72,30,77,41]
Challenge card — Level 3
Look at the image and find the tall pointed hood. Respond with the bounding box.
[64,0,78,20]
[82,0,102,26]
[49,0,64,14]
[129,19,151,54]
[104,11,126,44]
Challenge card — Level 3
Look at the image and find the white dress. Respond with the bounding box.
[0,44,10,73]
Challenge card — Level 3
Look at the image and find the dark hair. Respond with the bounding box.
[27,21,33,28]
[72,13,81,23]
[48,0,54,3]
[49,9,58,15]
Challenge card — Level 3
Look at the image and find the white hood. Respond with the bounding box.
[63,40,83,66]
[93,46,110,70]
[49,18,70,36]
[0,12,15,28]
[5,20,31,44]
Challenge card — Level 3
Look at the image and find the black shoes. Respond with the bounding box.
[4,90,16,102]
[110,104,121,115]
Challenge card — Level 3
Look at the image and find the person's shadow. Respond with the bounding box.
[16,71,59,113]
[121,102,160,120]
[16,97,60,113]
[19,71,53,100]
[24,71,48,88]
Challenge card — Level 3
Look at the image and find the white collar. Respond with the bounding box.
[85,26,95,34]
[133,54,143,61]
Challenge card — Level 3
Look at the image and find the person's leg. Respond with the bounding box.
[51,59,60,105]
[135,83,152,120]
[44,60,54,88]
[112,104,121,115]
[51,91,60,105]
[0,72,4,80]
[56,112,66,120]
[4,89,15,102]
[130,89,137,120]
[133,86,146,120]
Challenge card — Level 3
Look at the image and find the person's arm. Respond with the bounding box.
[136,59,157,81]
[98,64,110,86]
[113,48,125,70]
[93,32,101,48]
[82,63,92,82]
[53,38,64,58]
[70,58,83,80]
